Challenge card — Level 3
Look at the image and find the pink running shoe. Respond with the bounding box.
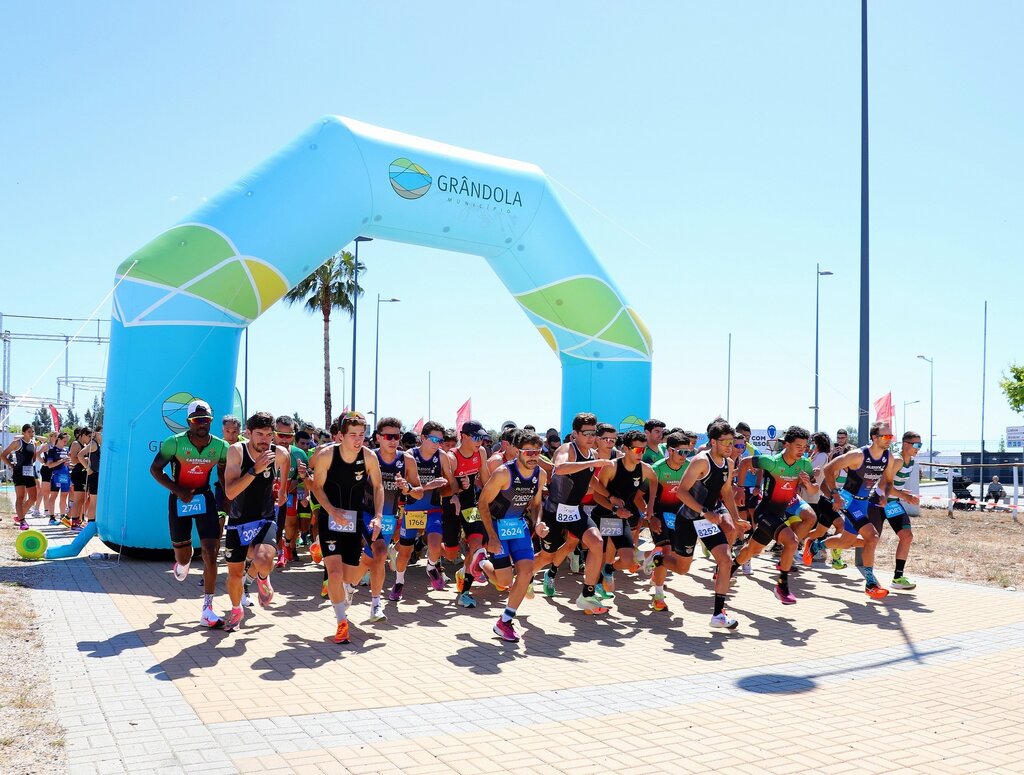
[468,547,488,583]
[774,583,797,605]
[492,618,520,642]
[224,607,245,632]
[256,575,274,608]
[426,566,445,591]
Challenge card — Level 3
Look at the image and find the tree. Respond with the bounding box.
[998,435,1006,453]
[64,407,80,429]
[84,395,104,428]
[31,407,52,435]
[1000,363,1024,413]
[283,250,365,428]
[844,425,858,446]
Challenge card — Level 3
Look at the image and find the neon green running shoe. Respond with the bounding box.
[891,575,917,590]
[830,549,847,570]
[542,571,556,598]
[595,582,615,601]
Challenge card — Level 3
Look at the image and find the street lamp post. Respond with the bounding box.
[917,355,934,463]
[350,236,373,409]
[814,264,834,432]
[373,295,401,421]
[902,399,920,435]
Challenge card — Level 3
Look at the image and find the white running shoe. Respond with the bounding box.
[368,600,388,623]
[200,607,224,629]
[710,612,739,630]
[241,592,254,608]
[173,562,190,582]
[387,544,398,572]
[741,561,752,576]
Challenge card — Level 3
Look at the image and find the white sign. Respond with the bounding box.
[1007,426,1024,448]
[748,427,779,454]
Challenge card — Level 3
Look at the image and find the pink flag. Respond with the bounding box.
[873,392,895,432]
[455,398,472,433]
[48,404,61,431]
[413,417,424,434]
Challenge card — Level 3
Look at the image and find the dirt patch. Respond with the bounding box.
[0,489,67,774]
[876,504,1024,589]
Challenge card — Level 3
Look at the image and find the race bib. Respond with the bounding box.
[176,498,205,517]
[599,517,624,537]
[404,510,428,530]
[328,509,358,533]
[693,518,721,539]
[381,513,398,535]
[884,500,907,518]
[231,520,266,547]
[555,503,580,523]
[461,507,481,523]
[21,466,35,478]
[496,517,527,540]
[662,511,677,531]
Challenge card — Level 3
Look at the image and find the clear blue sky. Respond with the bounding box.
[2,1,1021,453]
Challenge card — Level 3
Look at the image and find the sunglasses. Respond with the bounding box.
[472,434,488,441]
[342,411,366,421]
[668,447,686,455]
[188,416,212,424]
[425,434,444,444]
[876,434,894,441]
[579,430,598,437]
[379,432,401,441]
[907,441,923,449]
[521,449,542,457]
[629,445,646,452]
[716,437,735,444]
[274,431,295,439]
[599,436,617,442]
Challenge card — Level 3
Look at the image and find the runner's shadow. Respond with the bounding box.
[252,632,385,680]
[446,631,528,675]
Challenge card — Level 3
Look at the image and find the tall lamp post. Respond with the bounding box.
[350,236,373,409]
[373,295,401,420]
[814,264,834,432]
[902,399,920,435]
[917,355,934,463]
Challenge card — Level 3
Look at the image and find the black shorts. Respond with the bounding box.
[459,507,487,540]
[750,505,791,546]
[813,499,841,528]
[539,505,595,552]
[86,473,99,496]
[39,465,52,483]
[741,487,761,511]
[441,499,462,549]
[12,473,37,488]
[649,512,675,548]
[593,511,634,550]
[672,515,728,558]
[71,468,87,493]
[168,491,221,545]
[317,509,365,567]
[224,517,277,564]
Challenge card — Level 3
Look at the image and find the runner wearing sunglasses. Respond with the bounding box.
[815,421,894,600]
[271,416,303,568]
[149,400,230,629]
[645,432,693,612]
[452,420,492,609]
[873,431,922,590]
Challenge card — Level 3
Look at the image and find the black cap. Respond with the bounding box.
[461,420,486,436]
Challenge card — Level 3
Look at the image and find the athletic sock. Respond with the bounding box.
[714,594,726,616]
[895,559,907,578]
[778,570,789,590]
[856,564,870,581]
[863,566,878,587]
[426,560,436,573]
[603,563,614,577]
[371,595,381,609]
[501,607,516,623]
[245,569,257,586]
[583,584,596,598]
[203,593,214,609]
[653,585,664,595]
[546,562,559,579]
[395,571,406,584]
[332,601,348,622]
[463,574,474,593]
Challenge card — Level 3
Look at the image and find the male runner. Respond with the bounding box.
[875,431,922,591]
[475,432,549,642]
[1,425,38,529]
[534,413,614,611]
[308,411,384,644]
[734,425,817,605]
[646,432,690,612]
[642,419,667,465]
[451,420,491,609]
[149,401,229,628]
[814,421,894,600]
[221,411,290,630]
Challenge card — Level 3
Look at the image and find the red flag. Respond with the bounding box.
[413,417,424,434]
[455,398,472,433]
[48,404,60,431]
[873,392,895,432]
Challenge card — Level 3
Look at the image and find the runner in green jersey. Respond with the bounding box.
[645,432,694,612]
[150,399,229,628]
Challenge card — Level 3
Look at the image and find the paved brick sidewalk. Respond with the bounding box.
[25,525,1024,774]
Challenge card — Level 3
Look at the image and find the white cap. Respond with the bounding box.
[187,399,213,418]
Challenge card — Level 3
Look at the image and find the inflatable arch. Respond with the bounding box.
[97,116,652,552]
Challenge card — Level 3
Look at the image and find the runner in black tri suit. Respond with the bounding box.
[1,424,38,529]
[222,411,291,631]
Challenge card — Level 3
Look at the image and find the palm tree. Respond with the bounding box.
[284,250,365,428]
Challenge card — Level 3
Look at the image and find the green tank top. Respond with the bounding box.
[158,432,229,491]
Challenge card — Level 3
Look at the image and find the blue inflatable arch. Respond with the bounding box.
[98,117,652,552]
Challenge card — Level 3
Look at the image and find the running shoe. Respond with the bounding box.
[172,561,190,582]
[650,593,668,612]
[801,540,814,567]
[48,516,58,526]
[426,566,444,591]
[774,584,797,605]
[320,580,329,599]
[701,543,711,559]
[575,594,609,615]
[387,544,398,572]
[595,582,615,601]
[29,508,41,517]
[282,544,294,565]
[71,520,83,531]
[525,581,535,600]
[256,575,274,608]
[224,607,245,632]
[568,550,581,574]
[770,542,783,554]
[18,520,29,531]
[455,568,466,593]
[241,591,254,608]
[601,569,615,592]
[468,547,487,583]
[628,562,641,575]
[457,591,476,609]
[641,550,662,576]
[830,549,847,570]
[60,516,73,528]
[309,541,323,564]
[710,612,739,630]
[368,600,387,622]
[891,576,917,591]
[359,571,370,586]
[865,584,890,600]
[334,619,350,644]
[741,561,752,576]
[387,582,404,602]
[542,571,556,598]
[275,552,285,569]
[200,607,224,629]
[493,618,520,642]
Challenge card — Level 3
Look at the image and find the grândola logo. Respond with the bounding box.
[389,158,432,199]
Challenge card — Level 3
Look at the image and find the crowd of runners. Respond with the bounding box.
[134,400,922,644]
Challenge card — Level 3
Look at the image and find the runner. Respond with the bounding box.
[392,421,456,598]
[271,416,300,569]
[77,426,102,526]
[875,430,922,591]
[645,432,691,613]
[642,419,667,465]
[815,421,894,600]
[34,432,55,518]
[149,401,229,628]
[64,427,92,529]
[475,432,549,642]
[590,430,657,598]
[672,421,741,627]
[451,420,491,609]
[534,413,614,613]
[734,425,817,605]
[802,432,845,568]
[308,411,384,644]
[43,432,73,524]
[1,425,38,529]
[221,411,291,631]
